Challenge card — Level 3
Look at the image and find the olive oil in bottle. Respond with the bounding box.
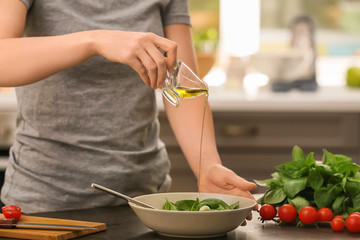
[174,87,208,99]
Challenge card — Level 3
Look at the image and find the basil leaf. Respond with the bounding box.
[308,169,324,191]
[292,145,305,162]
[352,194,360,209]
[354,172,360,181]
[304,152,316,167]
[325,152,358,176]
[314,184,342,208]
[257,195,265,204]
[254,178,275,187]
[338,163,360,177]
[332,195,345,215]
[345,179,360,196]
[315,164,333,177]
[264,187,286,204]
[288,196,309,212]
[341,177,347,192]
[276,162,309,178]
[284,177,307,198]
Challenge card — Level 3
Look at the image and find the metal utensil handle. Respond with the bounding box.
[91,183,155,209]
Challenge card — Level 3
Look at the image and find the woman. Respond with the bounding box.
[0,0,256,216]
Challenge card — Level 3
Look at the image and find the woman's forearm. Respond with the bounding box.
[165,98,221,178]
[0,31,96,87]
[163,24,221,179]
[0,29,177,88]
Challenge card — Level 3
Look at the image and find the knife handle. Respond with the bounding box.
[0,218,18,228]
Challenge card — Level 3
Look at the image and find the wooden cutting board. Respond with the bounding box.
[0,214,106,240]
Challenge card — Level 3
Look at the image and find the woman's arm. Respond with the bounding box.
[0,0,176,88]
[164,24,257,200]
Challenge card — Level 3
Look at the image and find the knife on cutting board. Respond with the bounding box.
[0,218,97,230]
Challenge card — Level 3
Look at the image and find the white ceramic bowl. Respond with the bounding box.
[128,192,257,238]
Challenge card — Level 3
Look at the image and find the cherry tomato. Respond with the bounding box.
[333,215,345,221]
[345,215,360,233]
[317,207,333,222]
[278,204,297,223]
[348,212,360,218]
[1,205,22,220]
[259,204,277,220]
[299,206,317,225]
[331,217,345,232]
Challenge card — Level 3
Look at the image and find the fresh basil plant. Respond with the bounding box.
[256,145,360,217]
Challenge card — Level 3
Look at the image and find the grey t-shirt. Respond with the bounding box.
[1,0,190,213]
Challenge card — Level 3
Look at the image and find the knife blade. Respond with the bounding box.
[0,218,97,230]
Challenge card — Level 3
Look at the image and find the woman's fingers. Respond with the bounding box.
[137,50,158,88]
[227,172,257,192]
[141,41,167,88]
[131,33,176,88]
[129,58,150,86]
[149,33,177,71]
[94,31,177,88]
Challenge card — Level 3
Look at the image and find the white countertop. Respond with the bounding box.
[0,89,17,112]
[2,86,360,113]
[157,85,360,113]
[204,85,360,112]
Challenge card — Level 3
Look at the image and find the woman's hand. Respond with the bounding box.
[92,30,177,89]
[198,163,258,225]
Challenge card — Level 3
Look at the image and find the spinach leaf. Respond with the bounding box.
[163,197,239,211]
[163,198,178,210]
[229,201,239,209]
[190,198,200,211]
[175,199,196,211]
[217,205,226,210]
[200,198,230,210]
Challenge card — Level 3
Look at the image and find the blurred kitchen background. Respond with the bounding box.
[1,0,360,193]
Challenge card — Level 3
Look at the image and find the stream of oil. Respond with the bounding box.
[174,87,208,194]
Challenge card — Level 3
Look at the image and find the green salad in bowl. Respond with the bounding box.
[162,197,239,211]
[128,192,256,238]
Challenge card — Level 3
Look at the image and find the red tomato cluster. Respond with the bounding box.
[1,205,22,220]
[259,204,360,233]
